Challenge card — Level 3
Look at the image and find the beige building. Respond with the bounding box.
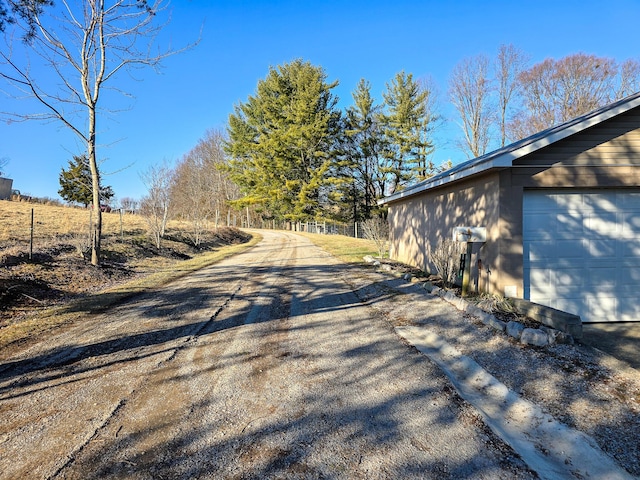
[381,92,640,323]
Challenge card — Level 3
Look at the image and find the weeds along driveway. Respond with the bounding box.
[0,230,538,479]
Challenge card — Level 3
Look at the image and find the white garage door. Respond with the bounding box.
[523,190,640,323]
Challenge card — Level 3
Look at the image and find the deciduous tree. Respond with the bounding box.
[449,55,493,158]
[616,59,640,100]
[140,162,173,249]
[170,129,240,245]
[0,0,188,265]
[495,44,528,147]
[513,53,619,138]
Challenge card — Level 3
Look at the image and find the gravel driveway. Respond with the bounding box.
[0,231,541,479]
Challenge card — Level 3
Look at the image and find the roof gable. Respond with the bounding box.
[381,91,640,205]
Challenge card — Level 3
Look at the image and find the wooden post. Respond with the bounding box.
[119,208,124,242]
[461,241,473,297]
[29,208,34,261]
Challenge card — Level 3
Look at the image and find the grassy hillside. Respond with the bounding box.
[1,199,155,243]
[0,199,259,350]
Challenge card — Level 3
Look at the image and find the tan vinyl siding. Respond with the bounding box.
[512,110,640,187]
[389,173,501,293]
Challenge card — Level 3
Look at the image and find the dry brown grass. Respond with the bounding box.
[0,200,147,242]
[0,200,262,353]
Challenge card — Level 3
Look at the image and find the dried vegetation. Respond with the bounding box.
[0,200,252,347]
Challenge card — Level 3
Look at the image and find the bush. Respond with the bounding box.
[427,238,462,288]
[361,217,389,258]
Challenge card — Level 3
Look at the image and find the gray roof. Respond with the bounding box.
[380,91,640,205]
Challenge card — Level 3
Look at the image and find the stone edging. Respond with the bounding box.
[424,284,574,347]
[362,256,574,347]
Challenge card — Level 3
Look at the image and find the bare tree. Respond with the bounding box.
[172,128,240,245]
[0,1,190,265]
[361,216,389,258]
[514,53,619,139]
[120,196,139,214]
[617,59,640,99]
[449,54,493,159]
[140,162,173,249]
[495,44,528,147]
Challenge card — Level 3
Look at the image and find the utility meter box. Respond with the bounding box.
[453,226,487,243]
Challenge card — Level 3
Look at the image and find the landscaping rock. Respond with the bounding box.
[506,321,525,340]
[363,255,376,263]
[380,263,392,272]
[443,290,458,303]
[422,281,434,292]
[464,303,484,318]
[484,315,506,332]
[555,331,575,345]
[520,328,550,347]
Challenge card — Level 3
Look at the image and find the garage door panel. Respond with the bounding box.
[553,296,586,318]
[556,193,586,209]
[585,193,617,210]
[585,294,618,322]
[525,193,562,211]
[585,212,619,236]
[523,213,556,239]
[555,268,586,288]
[620,192,640,208]
[587,239,617,257]
[525,239,588,263]
[619,265,640,284]
[585,266,618,288]
[524,190,640,323]
[619,300,640,322]
[621,239,640,256]
[524,240,553,262]
[621,214,640,237]
[557,212,585,235]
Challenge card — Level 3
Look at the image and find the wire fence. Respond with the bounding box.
[253,220,367,238]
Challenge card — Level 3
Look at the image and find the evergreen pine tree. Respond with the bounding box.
[58,155,114,206]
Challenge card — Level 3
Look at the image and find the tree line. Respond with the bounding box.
[53,48,640,256]
[138,129,240,248]
[449,45,640,158]
[225,59,445,226]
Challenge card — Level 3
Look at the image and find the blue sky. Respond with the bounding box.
[1,0,639,202]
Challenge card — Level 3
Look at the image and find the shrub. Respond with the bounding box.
[427,238,462,288]
[361,217,389,258]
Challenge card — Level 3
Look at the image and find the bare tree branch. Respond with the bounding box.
[1,0,196,265]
